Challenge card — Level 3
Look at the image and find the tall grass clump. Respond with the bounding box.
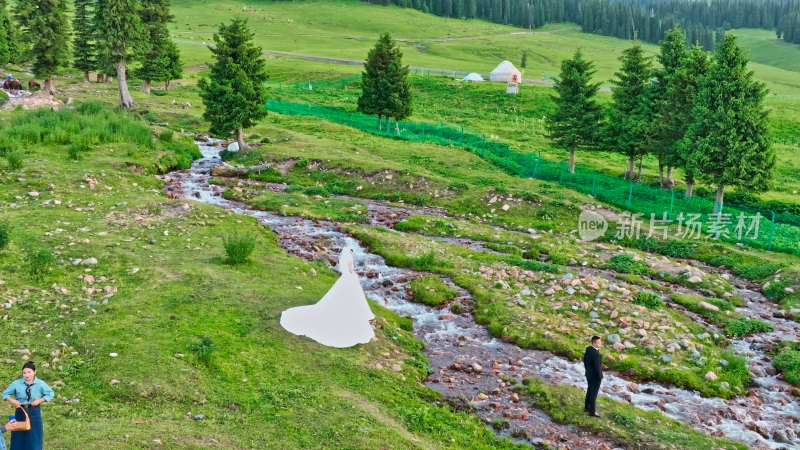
[633,291,663,309]
[6,153,23,171]
[0,136,19,156]
[188,335,216,365]
[26,246,56,277]
[223,232,256,264]
[607,253,650,275]
[0,221,9,251]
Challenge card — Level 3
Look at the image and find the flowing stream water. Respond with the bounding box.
[164,138,800,449]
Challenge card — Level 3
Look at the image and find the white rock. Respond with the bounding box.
[697,301,719,312]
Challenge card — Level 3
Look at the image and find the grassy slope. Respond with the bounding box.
[168,0,800,203]
[0,107,522,449]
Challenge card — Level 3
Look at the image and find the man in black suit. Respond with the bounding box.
[583,335,603,417]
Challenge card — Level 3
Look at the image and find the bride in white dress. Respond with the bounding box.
[280,246,375,348]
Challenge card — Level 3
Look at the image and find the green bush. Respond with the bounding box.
[607,253,650,275]
[397,316,414,332]
[26,246,55,277]
[77,101,105,115]
[764,280,793,301]
[222,233,256,264]
[0,137,18,156]
[302,186,330,197]
[522,249,540,260]
[158,130,174,142]
[6,152,23,170]
[450,303,462,314]
[723,318,774,337]
[295,158,309,168]
[188,335,216,364]
[633,291,663,310]
[0,221,9,251]
[773,350,800,386]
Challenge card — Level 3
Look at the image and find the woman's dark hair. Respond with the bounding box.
[22,361,36,371]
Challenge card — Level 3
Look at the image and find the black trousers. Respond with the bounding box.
[585,378,601,413]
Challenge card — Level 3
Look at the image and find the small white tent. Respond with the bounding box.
[461,72,484,82]
[489,61,522,83]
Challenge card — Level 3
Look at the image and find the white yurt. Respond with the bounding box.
[461,72,484,82]
[489,61,522,83]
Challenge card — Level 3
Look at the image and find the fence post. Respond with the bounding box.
[668,190,675,221]
[768,211,775,251]
[591,172,597,196]
[626,181,633,211]
[558,162,564,184]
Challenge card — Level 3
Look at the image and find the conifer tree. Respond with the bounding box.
[198,18,268,151]
[674,45,710,198]
[358,32,412,133]
[94,0,144,108]
[73,0,95,83]
[0,0,19,65]
[521,50,527,68]
[16,0,72,93]
[682,33,774,212]
[647,27,688,188]
[135,0,180,94]
[603,42,653,180]
[546,49,602,174]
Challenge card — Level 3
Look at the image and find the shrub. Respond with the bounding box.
[158,130,174,142]
[188,335,216,364]
[633,291,663,310]
[773,350,800,386]
[450,303,462,314]
[67,141,91,161]
[662,240,696,258]
[522,249,540,260]
[764,280,793,301]
[0,221,9,250]
[397,316,414,332]
[295,158,309,168]
[0,137,18,156]
[302,186,330,197]
[607,253,650,275]
[223,233,256,264]
[77,101,104,115]
[6,152,23,170]
[27,246,55,277]
[723,317,774,337]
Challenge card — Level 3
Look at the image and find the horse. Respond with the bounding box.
[10,79,22,90]
[2,79,10,89]
[28,80,40,89]
[97,73,104,83]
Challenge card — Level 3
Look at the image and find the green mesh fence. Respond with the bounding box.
[265,100,800,256]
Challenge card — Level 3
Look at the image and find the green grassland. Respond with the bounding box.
[0,107,525,448]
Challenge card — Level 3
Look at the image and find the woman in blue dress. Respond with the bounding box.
[2,362,53,450]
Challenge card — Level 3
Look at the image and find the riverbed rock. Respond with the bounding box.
[687,276,703,283]
[697,301,720,312]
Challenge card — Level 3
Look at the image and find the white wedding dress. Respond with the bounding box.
[280,247,375,348]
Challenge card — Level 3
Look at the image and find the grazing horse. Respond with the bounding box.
[97,73,104,83]
[28,80,40,89]
[11,79,22,90]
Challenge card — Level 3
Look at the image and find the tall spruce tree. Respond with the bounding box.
[358,32,412,133]
[198,18,268,151]
[0,0,19,65]
[135,0,180,94]
[73,0,95,83]
[546,49,602,174]
[16,0,72,93]
[674,45,710,198]
[647,27,688,188]
[682,33,774,212]
[604,42,653,180]
[94,0,144,108]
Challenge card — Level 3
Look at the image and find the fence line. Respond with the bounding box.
[265,100,800,256]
